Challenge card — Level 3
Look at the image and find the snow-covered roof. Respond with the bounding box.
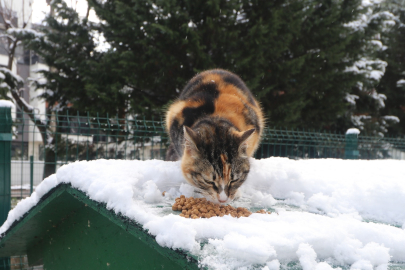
[1,158,405,269]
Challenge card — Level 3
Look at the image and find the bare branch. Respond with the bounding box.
[9,87,48,142]
[85,4,90,20]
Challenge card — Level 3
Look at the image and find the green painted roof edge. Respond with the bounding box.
[0,183,200,269]
[0,183,69,246]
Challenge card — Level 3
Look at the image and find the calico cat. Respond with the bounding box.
[165,69,264,204]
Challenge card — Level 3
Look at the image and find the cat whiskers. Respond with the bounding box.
[193,187,206,195]
[193,187,216,201]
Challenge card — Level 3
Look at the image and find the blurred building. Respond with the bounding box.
[1,0,48,188]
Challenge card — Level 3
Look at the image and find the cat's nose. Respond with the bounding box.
[218,190,228,203]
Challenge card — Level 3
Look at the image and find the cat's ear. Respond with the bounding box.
[183,126,199,157]
[240,129,255,143]
[238,128,255,156]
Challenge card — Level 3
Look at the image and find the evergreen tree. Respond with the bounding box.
[377,0,405,135]
[19,0,399,135]
[253,0,366,130]
[88,0,246,115]
[89,0,396,133]
[89,0,310,121]
[343,1,400,136]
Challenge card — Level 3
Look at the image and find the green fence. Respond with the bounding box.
[257,128,405,160]
[10,111,169,201]
[0,107,12,269]
[6,111,405,202]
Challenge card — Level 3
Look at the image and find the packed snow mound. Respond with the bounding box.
[2,158,405,269]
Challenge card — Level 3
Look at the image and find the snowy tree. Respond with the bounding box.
[376,0,405,135]
[87,0,400,134]
[341,0,400,136]
[16,0,403,137]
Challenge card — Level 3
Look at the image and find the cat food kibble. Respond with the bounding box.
[172,195,271,219]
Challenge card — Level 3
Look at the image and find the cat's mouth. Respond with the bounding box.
[217,196,230,204]
[202,193,230,204]
[217,190,230,204]
[195,188,233,204]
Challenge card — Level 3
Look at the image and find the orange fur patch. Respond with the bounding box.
[220,154,231,182]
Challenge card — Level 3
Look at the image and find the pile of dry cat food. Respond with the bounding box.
[172,195,271,219]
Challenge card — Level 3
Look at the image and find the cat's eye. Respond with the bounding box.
[232,173,241,181]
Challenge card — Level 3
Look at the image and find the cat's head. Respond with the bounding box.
[181,125,255,204]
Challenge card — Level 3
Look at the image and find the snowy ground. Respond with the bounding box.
[1,157,405,270]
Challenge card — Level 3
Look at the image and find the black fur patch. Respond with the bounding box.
[180,77,202,99]
[182,99,215,127]
[181,81,219,100]
[181,82,219,127]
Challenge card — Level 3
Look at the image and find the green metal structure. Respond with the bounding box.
[345,133,360,159]
[0,184,199,270]
[0,108,11,224]
[0,107,11,270]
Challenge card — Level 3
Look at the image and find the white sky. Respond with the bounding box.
[32,0,96,24]
[31,0,108,51]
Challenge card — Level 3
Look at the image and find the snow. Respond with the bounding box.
[382,116,400,123]
[370,40,387,51]
[0,100,15,108]
[346,128,360,135]
[345,93,359,105]
[1,158,405,269]
[371,92,386,108]
[0,68,24,84]
[188,20,197,28]
[344,58,387,82]
[7,28,44,38]
[397,79,405,87]
[345,3,395,32]
[351,115,371,130]
[361,0,384,8]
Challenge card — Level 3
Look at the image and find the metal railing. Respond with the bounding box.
[4,111,405,202]
[256,127,405,160]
